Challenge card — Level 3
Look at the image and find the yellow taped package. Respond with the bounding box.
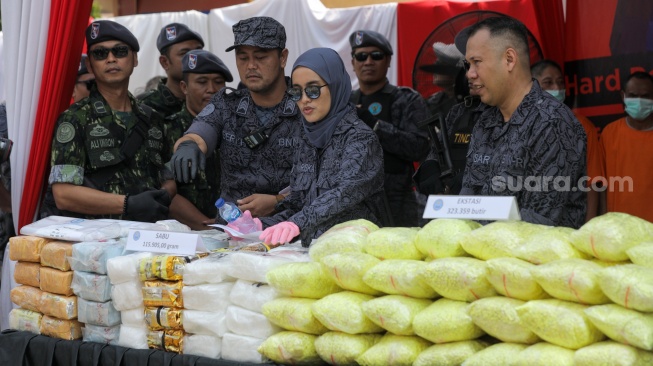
[600,264,653,312]
[319,252,382,296]
[585,304,653,351]
[459,221,548,260]
[38,292,77,320]
[258,331,322,365]
[413,340,488,366]
[10,285,43,312]
[413,298,484,344]
[627,242,653,269]
[311,291,384,334]
[462,343,529,366]
[314,332,382,366]
[147,329,184,353]
[531,258,610,305]
[9,308,42,334]
[570,212,653,261]
[574,341,653,366]
[140,254,207,281]
[145,307,183,330]
[516,299,605,349]
[356,333,431,366]
[143,280,183,308]
[9,235,50,262]
[414,218,481,259]
[515,227,589,264]
[514,343,575,366]
[14,261,41,287]
[309,225,371,262]
[486,257,548,301]
[265,261,341,299]
[39,315,82,340]
[364,227,422,260]
[261,297,328,335]
[39,267,74,296]
[467,297,540,344]
[361,295,431,335]
[420,257,496,302]
[363,259,437,299]
[40,241,74,271]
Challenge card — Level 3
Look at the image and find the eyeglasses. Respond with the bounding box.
[76,79,95,90]
[353,51,386,62]
[287,84,328,102]
[89,45,130,60]
[462,59,471,71]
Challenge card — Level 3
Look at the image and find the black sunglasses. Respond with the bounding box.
[76,79,95,90]
[288,84,328,102]
[89,45,130,61]
[353,51,386,62]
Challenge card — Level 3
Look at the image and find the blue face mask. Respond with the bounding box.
[624,97,653,120]
[545,89,566,103]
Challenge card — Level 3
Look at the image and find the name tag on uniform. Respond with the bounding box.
[423,195,521,221]
[126,229,207,255]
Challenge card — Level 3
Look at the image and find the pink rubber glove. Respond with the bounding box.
[227,210,262,235]
[259,221,300,245]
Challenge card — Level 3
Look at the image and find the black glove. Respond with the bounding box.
[125,189,171,222]
[356,107,377,129]
[414,160,445,195]
[170,140,206,183]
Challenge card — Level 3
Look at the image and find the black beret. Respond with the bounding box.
[156,23,205,52]
[225,16,286,52]
[182,50,233,82]
[349,30,393,55]
[86,20,140,52]
[78,54,89,76]
[454,25,474,56]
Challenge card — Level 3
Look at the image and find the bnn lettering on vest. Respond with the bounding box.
[566,68,620,95]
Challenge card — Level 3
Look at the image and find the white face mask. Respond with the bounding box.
[624,97,653,120]
[545,89,566,103]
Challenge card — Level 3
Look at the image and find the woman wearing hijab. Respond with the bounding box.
[257,47,385,247]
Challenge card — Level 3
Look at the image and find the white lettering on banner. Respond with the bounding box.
[423,195,521,221]
[126,229,207,255]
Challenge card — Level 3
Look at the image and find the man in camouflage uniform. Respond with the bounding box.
[349,30,430,227]
[139,23,204,118]
[41,20,174,222]
[170,16,302,220]
[165,50,233,225]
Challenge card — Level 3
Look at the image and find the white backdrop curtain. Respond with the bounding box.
[0,0,50,331]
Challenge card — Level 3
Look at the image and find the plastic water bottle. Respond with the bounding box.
[215,198,259,234]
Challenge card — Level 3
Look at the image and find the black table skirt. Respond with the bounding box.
[0,330,269,366]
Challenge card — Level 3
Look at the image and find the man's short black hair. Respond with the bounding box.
[623,71,653,90]
[531,59,562,78]
[468,16,530,65]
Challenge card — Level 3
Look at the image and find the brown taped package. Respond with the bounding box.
[14,262,41,287]
[145,307,183,330]
[147,329,184,353]
[39,292,77,320]
[39,315,82,340]
[143,280,184,308]
[10,285,43,312]
[9,236,50,262]
[40,241,74,271]
[39,267,74,296]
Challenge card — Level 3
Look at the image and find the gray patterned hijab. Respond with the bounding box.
[292,48,352,149]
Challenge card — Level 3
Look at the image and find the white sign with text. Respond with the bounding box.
[423,195,521,221]
[126,229,207,255]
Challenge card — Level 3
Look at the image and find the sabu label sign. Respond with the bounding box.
[423,195,521,221]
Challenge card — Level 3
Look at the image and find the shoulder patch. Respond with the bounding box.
[56,122,76,143]
[283,99,296,115]
[236,97,249,115]
[198,103,215,117]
